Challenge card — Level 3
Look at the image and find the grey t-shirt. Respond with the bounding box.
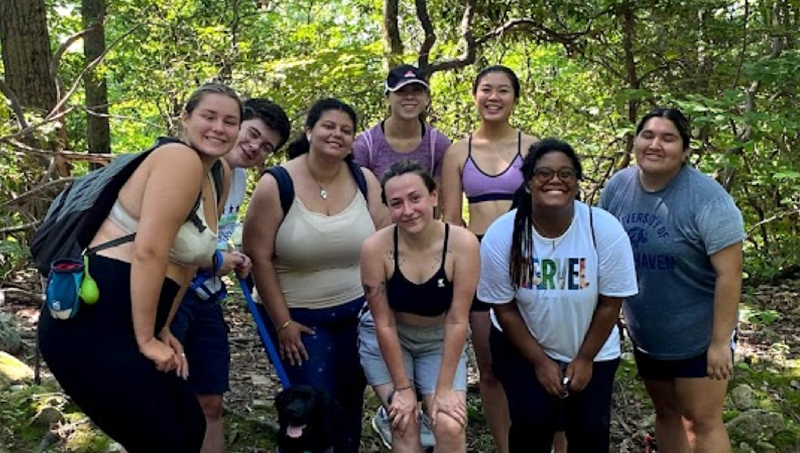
[352,123,451,181]
[599,165,745,360]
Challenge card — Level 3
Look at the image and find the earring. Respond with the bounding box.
[525,183,531,193]
[306,133,311,142]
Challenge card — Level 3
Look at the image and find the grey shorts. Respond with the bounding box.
[358,311,468,396]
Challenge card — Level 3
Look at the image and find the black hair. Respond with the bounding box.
[472,65,521,99]
[286,98,358,160]
[379,159,437,205]
[635,107,691,149]
[184,82,243,121]
[509,138,582,286]
[242,98,292,151]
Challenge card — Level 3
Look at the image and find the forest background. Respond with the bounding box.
[0,0,799,452]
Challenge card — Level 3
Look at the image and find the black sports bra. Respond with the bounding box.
[386,224,453,317]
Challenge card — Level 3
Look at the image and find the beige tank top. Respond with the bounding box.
[275,192,375,309]
[108,175,218,267]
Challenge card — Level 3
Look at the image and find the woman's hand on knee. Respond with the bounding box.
[430,389,466,429]
[277,321,314,366]
[388,387,418,436]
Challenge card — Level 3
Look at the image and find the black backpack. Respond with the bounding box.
[30,137,224,275]
[263,159,368,216]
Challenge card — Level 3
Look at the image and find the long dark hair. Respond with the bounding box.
[286,98,358,159]
[509,139,583,287]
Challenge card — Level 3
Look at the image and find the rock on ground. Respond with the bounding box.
[725,409,785,444]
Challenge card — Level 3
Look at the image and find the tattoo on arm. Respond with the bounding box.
[363,281,386,298]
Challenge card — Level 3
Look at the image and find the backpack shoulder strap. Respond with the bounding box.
[347,159,368,200]
[589,206,597,249]
[263,166,294,216]
[365,126,375,168]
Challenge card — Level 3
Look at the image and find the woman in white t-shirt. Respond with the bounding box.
[477,139,638,453]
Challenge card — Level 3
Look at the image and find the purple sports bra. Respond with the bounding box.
[462,131,524,204]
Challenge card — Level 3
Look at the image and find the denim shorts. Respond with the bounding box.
[171,291,230,395]
[358,311,467,395]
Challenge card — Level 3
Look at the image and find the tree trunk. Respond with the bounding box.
[82,0,111,154]
[0,0,56,113]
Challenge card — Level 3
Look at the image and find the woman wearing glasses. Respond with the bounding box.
[477,139,638,453]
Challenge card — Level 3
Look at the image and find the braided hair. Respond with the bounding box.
[509,139,583,287]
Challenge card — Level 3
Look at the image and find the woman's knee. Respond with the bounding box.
[433,412,466,445]
[392,419,421,447]
[675,378,727,429]
[681,401,725,433]
[198,394,223,420]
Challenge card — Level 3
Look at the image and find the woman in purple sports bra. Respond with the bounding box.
[441,65,539,453]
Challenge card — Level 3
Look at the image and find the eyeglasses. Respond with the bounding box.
[532,167,577,183]
[245,126,276,156]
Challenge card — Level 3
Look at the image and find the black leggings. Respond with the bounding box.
[491,326,619,453]
[38,255,205,453]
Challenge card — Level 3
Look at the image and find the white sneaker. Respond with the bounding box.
[371,406,437,449]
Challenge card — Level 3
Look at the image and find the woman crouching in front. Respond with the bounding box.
[359,160,479,453]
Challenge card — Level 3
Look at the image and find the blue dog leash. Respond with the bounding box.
[239,278,291,388]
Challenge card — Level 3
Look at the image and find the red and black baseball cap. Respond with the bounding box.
[385,65,429,93]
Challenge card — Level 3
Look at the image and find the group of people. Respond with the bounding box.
[37,62,745,453]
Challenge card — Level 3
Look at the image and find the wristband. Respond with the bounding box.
[278,320,292,331]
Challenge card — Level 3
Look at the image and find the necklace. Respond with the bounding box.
[531,215,571,252]
[306,157,339,200]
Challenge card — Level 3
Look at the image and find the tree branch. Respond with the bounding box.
[414,0,436,68]
[0,220,42,235]
[1,137,114,164]
[46,24,141,123]
[0,78,30,129]
[0,177,73,209]
[474,17,586,51]
[427,0,477,75]
[0,23,139,142]
[50,26,98,100]
[383,0,403,58]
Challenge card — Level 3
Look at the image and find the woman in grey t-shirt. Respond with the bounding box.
[599,108,745,453]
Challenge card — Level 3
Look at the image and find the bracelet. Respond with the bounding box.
[394,384,412,392]
[278,320,292,331]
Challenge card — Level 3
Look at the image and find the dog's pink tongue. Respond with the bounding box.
[287,424,306,438]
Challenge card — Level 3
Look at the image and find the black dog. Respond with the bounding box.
[275,385,335,453]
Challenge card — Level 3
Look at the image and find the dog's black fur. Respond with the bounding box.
[275,385,335,453]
